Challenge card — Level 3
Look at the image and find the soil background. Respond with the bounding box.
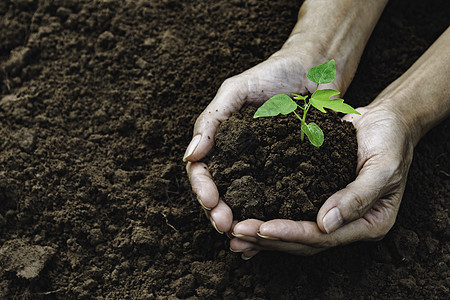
[0,0,448,299]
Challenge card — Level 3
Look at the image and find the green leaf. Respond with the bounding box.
[292,94,307,101]
[310,89,360,114]
[310,89,340,113]
[307,59,336,84]
[254,94,297,118]
[301,122,324,147]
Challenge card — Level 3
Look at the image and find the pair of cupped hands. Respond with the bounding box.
[184,47,414,260]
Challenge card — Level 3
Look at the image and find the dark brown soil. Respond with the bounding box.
[208,106,357,221]
[0,0,449,299]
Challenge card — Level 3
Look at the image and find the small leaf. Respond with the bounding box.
[301,122,324,147]
[292,94,307,101]
[254,94,297,118]
[310,89,340,113]
[307,59,336,84]
[310,89,360,114]
[323,99,360,114]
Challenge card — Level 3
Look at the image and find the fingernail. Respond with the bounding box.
[183,134,201,161]
[197,197,211,211]
[229,247,242,253]
[241,253,254,260]
[202,207,210,219]
[256,230,280,240]
[323,207,343,234]
[210,217,223,234]
[231,232,258,243]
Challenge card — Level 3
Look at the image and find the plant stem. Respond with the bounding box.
[292,110,304,141]
[302,103,310,121]
[297,83,318,141]
[294,85,317,142]
[293,110,303,123]
[293,107,309,142]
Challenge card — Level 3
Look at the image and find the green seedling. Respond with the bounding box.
[254,59,360,147]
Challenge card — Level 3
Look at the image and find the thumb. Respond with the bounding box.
[317,158,397,234]
[183,79,248,162]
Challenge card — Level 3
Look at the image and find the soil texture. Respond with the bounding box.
[0,0,449,299]
[208,106,357,221]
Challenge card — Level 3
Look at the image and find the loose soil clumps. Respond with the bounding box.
[208,105,357,221]
[0,0,448,298]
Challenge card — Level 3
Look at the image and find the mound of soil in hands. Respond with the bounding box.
[208,106,357,221]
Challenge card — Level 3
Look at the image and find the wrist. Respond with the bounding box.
[369,29,450,145]
[279,0,388,94]
[373,92,449,147]
[368,94,424,147]
[280,5,389,93]
[278,32,357,94]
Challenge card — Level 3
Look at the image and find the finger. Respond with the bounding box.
[319,199,398,244]
[186,162,219,210]
[183,79,248,162]
[253,220,369,255]
[232,219,264,243]
[253,239,324,256]
[231,219,324,255]
[210,199,233,234]
[253,201,397,255]
[316,158,397,234]
[241,249,260,260]
[229,238,256,252]
[258,219,331,247]
[251,221,325,255]
[226,220,239,239]
[230,220,239,232]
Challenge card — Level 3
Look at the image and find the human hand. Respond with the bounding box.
[229,27,450,259]
[185,46,345,235]
[229,103,415,258]
[184,0,391,256]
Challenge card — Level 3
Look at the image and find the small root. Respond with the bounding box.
[36,288,67,295]
[438,170,450,177]
[161,211,178,232]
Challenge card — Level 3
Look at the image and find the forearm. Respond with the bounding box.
[370,28,450,145]
[282,0,389,91]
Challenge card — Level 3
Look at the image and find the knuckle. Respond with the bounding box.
[315,239,335,248]
[380,155,411,187]
[366,220,394,241]
[221,77,246,100]
[348,190,367,219]
[371,233,386,242]
[195,110,210,126]
[221,78,237,90]
[383,160,402,181]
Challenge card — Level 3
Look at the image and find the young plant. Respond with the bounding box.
[253,59,360,147]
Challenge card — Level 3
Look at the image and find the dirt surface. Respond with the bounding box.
[208,106,357,221]
[0,0,449,299]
